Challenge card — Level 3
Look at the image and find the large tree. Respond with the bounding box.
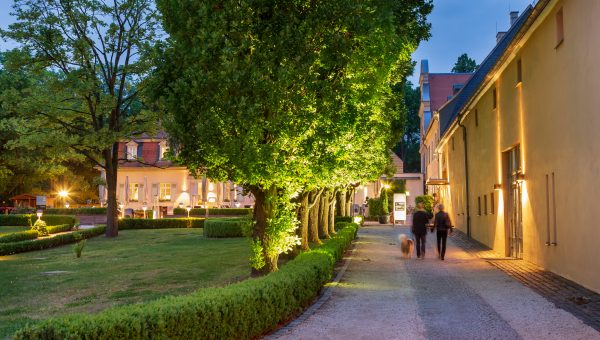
[393,81,420,173]
[152,0,431,274]
[0,0,160,236]
[452,53,477,73]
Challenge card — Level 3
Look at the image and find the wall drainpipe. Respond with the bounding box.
[458,119,471,238]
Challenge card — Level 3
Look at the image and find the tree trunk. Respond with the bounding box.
[104,146,119,237]
[345,187,354,216]
[251,186,278,276]
[338,190,347,216]
[328,189,337,235]
[296,191,310,251]
[319,189,330,239]
[308,190,322,245]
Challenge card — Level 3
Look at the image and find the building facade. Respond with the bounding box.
[99,133,254,216]
[436,0,600,292]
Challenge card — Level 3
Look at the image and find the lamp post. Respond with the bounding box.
[65,202,70,209]
[142,203,148,219]
[186,205,191,219]
[36,210,43,221]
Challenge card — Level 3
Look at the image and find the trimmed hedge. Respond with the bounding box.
[0,230,38,243]
[204,218,251,238]
[13,223,358,339]
[172,208,252,216]
[334,216,353,224]
[118,218,205,230]
[0,214,79,227]
[45,208,107,215]
[0,226,106,256]
[47,224,73,234]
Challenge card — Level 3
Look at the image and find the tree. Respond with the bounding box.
[393,81,420,173]
[452,53,478,73]
[0,0,160,237]
[152,0,432,274]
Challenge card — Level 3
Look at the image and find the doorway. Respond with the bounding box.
[504,145,523,259]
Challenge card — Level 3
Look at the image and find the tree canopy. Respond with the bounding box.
[452,53,478,73]
[152,0,432,274]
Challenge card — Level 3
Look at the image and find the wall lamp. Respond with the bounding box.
[516,173,525,183]
[493,184,502,190]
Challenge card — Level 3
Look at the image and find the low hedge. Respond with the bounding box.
[204,218,251,238]
[0,230,38,243]
[45,208,107,215]
[0,214,79,227]
[118,218,205,230]
[47,224,73,234]
[172,208,252,216]
[334,216,353,224]
[14,223,358,339]
[0,226,106,256]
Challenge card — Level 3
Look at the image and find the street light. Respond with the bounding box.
[142,203,148,219]
[186,205,191,218]
[58,190,69,208]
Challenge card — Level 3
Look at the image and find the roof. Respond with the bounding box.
[438,5,534,135]
[390,152,404,175]
[429,73,472,113]
[10,194,36,200]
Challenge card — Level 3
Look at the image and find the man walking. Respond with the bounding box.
[411,202,433,259]
[433,204,453,261]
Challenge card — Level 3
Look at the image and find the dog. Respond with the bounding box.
[399,234,414,259]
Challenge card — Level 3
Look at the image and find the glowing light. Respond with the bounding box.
[58,190,69,198]
[353,216,364,225]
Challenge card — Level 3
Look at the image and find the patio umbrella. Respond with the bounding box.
[99,171,107,205]
[124,175,129,204]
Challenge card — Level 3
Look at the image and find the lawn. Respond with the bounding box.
[0,228,251,338]
[0,226,29,235]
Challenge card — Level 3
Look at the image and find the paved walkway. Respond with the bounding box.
[268,224,599,340]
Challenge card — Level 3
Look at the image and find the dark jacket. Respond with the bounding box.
[412,210,433,235]
[434,211,452,231]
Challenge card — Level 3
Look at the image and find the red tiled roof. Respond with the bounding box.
[429,74,472,112]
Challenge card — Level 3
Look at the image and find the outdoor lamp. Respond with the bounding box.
[178,202,183,209]
[493,183,502,190]
[65,202,70,209]
[383,184,391,189]
[516,173,525,183]
[142,203,148,218]
[36,210,43,220]
[58,190,68,198]
[235,201,240,208]
[186,205,191,218]
[405,191,410,196]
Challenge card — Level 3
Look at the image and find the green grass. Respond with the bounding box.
[0,226,29,235]
[0,228,251,338]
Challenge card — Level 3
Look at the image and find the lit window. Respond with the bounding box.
[126,141,138,160]
[159,183,171,201]
[129,183,139,202]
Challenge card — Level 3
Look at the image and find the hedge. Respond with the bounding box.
[45,208,107,215]
[172,208,252,216]
[0,230,38,243]
[118,218,205,230]
[334,216,352,224]
[13,223,358,339]
[0,226,106,256]
[204,218,251,238]
[367,198,382,217]
[0,214,79,227]
[47,224,73,234]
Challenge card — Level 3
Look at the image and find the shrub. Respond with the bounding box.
[367,198,381,217]
[118,218,205,230]
[45,208,107,215]
[172,208,252,216]
[0,214,79,228]
[0,230,38,243]
[43,215,79,228]
[415,195,434,214]
[73,239,86,258]
[0,214,32,226]
[334,216,352,224]
[13,224,358,339]
[0,226,106,256]
[32,220,48,236]
[380,188,389,215]
[47,224,72,234]
[204,218,251,238]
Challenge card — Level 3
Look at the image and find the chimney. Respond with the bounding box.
[496,31,507,44]
[510,11,519,26]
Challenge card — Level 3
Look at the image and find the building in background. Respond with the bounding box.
[436,1,600,292]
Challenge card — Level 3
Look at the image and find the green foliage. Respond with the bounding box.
[172,208,252,216]
[13,224,357,340]
[452,53,478,73]
[0,214,31,226]
[393,82,421,172]
[0,226,105,256]
[46,224,72,234]
[31,219,48,237]
[415,195,434,214]
[45,208,106,215]
[334,216,353,224]
[204,218,251,238]
[43,215,79,228]
[368,198,382,217]
[118,218,205,230]
[380,188,390,215]
[0,230,37,243]
[73,239,86,258]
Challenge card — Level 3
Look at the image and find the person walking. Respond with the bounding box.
[432,204,453,261]
[411,202,433,259]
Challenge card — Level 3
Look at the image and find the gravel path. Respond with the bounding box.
[268,224,599,340]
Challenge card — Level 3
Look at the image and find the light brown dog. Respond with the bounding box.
[399,234,414,259]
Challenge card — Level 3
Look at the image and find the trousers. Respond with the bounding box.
[414,233,426,258]
[436,230,448,260]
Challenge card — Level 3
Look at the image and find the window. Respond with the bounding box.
[159,183,171,201]
[198,180,204,201]
[517,59,522,84]
[491,192,495,214]
[484,194,488,215]
[492,88,497,109]
[452,83,464,95]
[475,109,479,127]
[129,183,139,202]
[159,141,169,160]
[126,141,138,160]
[555,8,564,47]
[478,196,481,216]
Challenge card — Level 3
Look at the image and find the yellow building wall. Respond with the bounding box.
[442,0,600,292]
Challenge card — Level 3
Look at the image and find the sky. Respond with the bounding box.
[0,0,534,84]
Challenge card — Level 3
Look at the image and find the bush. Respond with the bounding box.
[334,216,352,224]
[13,223,358,339]
[47,224,72,234]
[43,215,79,228]
[32,220,48,236]
[118,218,205,230]
[0,214,79,228]
[204,218,251,238]
[172,208,252,216]
[0,230,38,243]
[45,208,107,215]
[380,188,389,215]
[367,198,381,217]
[415,195,434,214]
[0,226,106,256]
[0,214,33,226]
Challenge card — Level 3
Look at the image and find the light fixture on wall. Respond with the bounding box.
[493,184,502,190]
[516,173,525,183]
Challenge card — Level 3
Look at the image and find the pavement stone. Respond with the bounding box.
[266,224,599,339]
